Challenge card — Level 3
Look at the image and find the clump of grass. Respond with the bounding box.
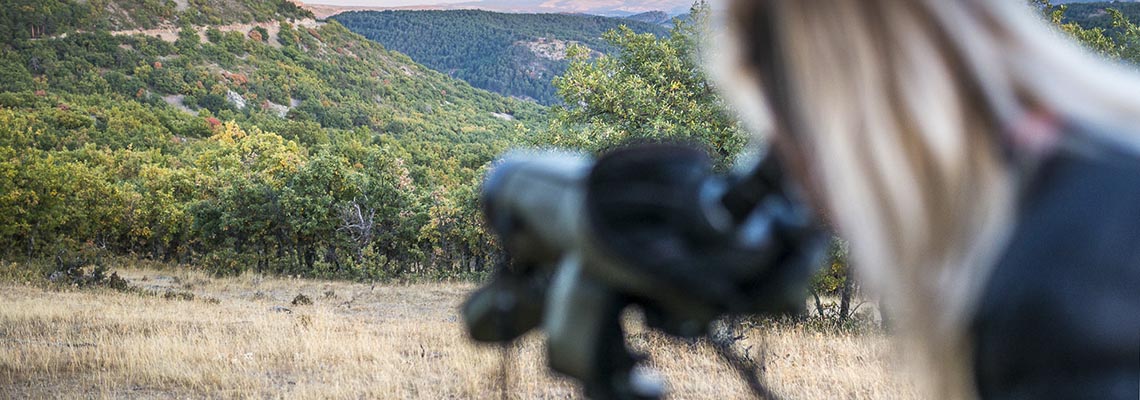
[47,255,132,292]
[0,260,51,285]
[747,312,883,336]
[3,257,217,306]
[161,290,196,301]
[291,293,313,306]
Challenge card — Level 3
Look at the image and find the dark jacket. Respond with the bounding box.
[973,130,1140,399]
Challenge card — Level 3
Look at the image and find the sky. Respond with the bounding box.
[307,0,469,6]
[302,0,700,15]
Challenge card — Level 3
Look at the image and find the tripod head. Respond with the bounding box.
[463,144,826,399]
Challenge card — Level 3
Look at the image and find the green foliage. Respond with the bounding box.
[534,3,858,329]
[250,26,269,43]
[0,8,545,281]
[0,0,312,43]
[0,0,97,42]
[0,52,34,92]
[540,2,746,164]
[1035,1,1140,64]
[1051,2,1140,33]
[333,10,671,105]
[809,241,851,297]
[31,0,1140,288]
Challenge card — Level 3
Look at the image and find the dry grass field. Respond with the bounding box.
[0,267,921,399]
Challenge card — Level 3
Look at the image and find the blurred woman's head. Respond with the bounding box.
[715,0,1140,396]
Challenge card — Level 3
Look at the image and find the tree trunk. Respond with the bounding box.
[838,267,854,322]
[304,247,315,270]
[28,222,39,257]
[810,287,825,318]
[879,295,893,331]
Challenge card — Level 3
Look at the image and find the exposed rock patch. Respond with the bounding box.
[162,95,195,114]
[263,101,290,118]
[519,37,576,61]
[226,90,247,110]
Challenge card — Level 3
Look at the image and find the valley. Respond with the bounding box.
[333,10,671,104]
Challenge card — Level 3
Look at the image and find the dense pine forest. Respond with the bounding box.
[332,10,671,105]
[0,0,545,279]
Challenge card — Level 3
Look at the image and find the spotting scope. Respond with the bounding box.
[463,144,826,399]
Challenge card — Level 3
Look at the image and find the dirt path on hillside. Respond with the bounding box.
[106,19,325,46]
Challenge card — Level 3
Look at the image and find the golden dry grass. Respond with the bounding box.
[0,268,921,399]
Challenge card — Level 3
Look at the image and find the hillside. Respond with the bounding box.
[625,11,673,25]
[453,0,693,15]
[332,10,671,105]
[0,0,313,41]
[1057,1,1140,33]
[0,0,545,278]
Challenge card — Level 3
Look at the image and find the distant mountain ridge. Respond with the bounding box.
[625,11,672,25]
[334,9,671,104]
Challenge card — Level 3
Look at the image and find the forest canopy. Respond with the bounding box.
[333,10,671,105]
[0,1,543,280]
[0,0,312,42]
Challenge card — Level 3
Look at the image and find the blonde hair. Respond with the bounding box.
[713,0,1140,397]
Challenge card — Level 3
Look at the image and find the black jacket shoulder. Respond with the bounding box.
[973,132,1140,399]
